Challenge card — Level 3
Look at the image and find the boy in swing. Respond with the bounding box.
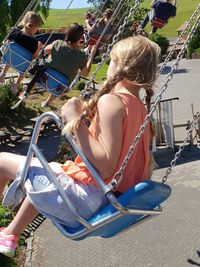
[0,35,160,258]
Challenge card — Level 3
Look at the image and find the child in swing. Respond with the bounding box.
[19,23,97,108]
[0,11,43,94]
[0,35,160,257]
[139,0,177,34]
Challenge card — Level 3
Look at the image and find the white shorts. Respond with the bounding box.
[5,159,107,228]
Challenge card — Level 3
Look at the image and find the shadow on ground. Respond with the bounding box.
[154,144,200,169]
[160,66,188,75]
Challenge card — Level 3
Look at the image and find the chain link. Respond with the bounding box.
[80,0,143,98]
[162,112,200,183]
[111,14,200,187]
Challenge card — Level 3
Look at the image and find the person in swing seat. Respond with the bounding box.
[139,0,177,34]
[19,23,97,107]
[85,8,114,51]
[0,35,160,258]
[0,11,43,94]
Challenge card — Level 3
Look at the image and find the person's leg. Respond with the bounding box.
[2,197,38,236]
[152,26,158,34]
[0,152,26,196]
[41,94,56,108]
[0,65,10,83]
[11,74,24,94]
[140,12,151,29]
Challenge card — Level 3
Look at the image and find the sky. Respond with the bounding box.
[50,0,91,9]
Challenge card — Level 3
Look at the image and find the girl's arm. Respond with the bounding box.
[61,94,125,179]
[44,43,53,55]
[85,19,95,34]
[80,45,97,77]
[33,41,43,58]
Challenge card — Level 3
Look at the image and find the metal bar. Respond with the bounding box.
[31,144,93,229]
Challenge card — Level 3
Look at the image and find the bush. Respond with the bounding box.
[0,80,18,117]
[187,25,200,57]
[77,81,86,91]
[150,34,169,57]
[194,47,200,58]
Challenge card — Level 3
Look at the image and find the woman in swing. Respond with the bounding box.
[0,35,160,257]
[0,11,43,94]
[85,8,114,52]
[19,23,97,107]
[139,0,177,34]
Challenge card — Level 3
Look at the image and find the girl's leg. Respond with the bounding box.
[0,65,10,83]
[41,94,56,108]
[3,197,38,237]
[11,74,24,94]
[140,13,150,29]
[0,152,26,196]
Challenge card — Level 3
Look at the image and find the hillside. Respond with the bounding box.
[40,1,199,37]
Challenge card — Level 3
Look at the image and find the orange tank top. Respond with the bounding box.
[61,93,151,193]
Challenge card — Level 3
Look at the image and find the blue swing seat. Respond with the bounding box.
[54,180,171,241]
[21,112,171,242]
[1,42,33,74]
[39,67,70,97]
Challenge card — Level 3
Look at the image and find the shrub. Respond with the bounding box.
[77,81,86,91]
[150,34,169,57]
[187,25,200,57]
[0,80,18,117]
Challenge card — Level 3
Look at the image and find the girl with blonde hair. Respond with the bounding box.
[0,11,42,93]
[0,36,160,258]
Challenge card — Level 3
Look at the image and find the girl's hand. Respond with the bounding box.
[61,97,83,124]
[90,45,97,57]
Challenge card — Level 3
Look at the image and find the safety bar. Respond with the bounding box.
[21,112,162,232]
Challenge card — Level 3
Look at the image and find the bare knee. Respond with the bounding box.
[0,152,24,180]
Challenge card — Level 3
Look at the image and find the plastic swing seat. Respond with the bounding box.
[87,34,107,49]
[1,42,33,74]
[39,67,70,97]
[151,17,166,29]
[21,112,171,242]
[55,180,171,241]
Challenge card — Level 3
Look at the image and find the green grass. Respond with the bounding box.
[40,8,88,28]
[41,1,199,37]
[90,63,108,83]
[141,0,199,37]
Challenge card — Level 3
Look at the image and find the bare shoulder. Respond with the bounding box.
[98,93,123,107]
[97,94,125,116]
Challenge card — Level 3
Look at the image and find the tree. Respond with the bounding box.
[0,0,10,41]
[0,0,51,43]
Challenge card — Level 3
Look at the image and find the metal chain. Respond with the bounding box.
[162,112,200,183]
[157,3,200,75]
[110,14,200,187]
[80,0,143,98]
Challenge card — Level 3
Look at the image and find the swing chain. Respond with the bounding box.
[110,15,200,188]
[157,3,200,75]
[81,0,143,98]
[162,112,200,183]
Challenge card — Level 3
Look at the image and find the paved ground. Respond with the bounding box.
[25,59,200,267]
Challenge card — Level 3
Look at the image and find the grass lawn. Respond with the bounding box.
[40,1,199,38]
[40,8,88,29]
[140,0,199,37]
